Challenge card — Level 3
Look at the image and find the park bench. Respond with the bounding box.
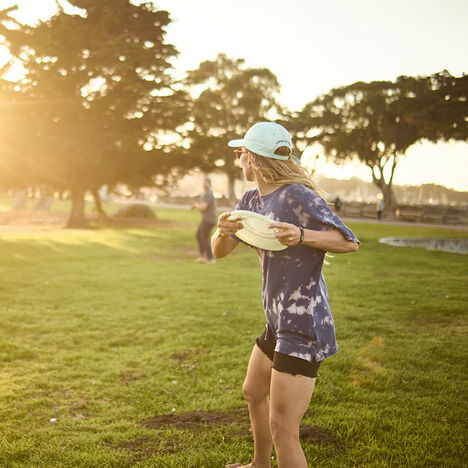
[361,207,378,219]
[398,210,423,222]
[341,206,362,217]
[421,213,445,224]
[443,215,468,225]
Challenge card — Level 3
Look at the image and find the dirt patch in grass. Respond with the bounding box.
[113,410,342,461]
[299,425,343,447]
[141,408,250,431]
[171,348,211,365]
[119,370,147,383]
[139,408,342,447]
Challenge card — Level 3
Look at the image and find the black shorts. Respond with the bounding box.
[255,328,321,378]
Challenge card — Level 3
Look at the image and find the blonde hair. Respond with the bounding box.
[249,147,322,194]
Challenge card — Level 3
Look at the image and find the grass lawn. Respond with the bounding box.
[0,205,467,467]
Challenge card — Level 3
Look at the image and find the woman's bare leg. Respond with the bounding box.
[269,369,316,468]
[225,344,273,468]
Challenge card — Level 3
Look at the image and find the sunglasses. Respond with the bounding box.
[234,149,249,159]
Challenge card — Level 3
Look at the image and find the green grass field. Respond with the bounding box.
[0,205,467,467]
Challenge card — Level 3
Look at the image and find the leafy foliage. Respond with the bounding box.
[181,54,283,199]
[292,72,467,208]
[402,70,468,142]
[292,78,427,207]
[0,0,189,224]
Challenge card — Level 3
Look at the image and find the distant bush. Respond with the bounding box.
[113,204,156,219]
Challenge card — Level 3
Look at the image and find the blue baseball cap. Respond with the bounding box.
[228,122,301,164]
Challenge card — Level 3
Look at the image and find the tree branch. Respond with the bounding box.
[388,154,398,185]
[367,162,382,187]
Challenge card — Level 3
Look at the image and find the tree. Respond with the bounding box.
[181,54,283,200]
[401,70,468,143]
[291,72,468,210]
[0,0,188,227]
[292,77,439,209]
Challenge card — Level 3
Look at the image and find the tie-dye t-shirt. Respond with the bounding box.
[235,184,359,362]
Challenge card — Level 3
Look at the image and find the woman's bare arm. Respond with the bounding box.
[301,228,359,253]
[269,222,359,253]
[211,212,243,258]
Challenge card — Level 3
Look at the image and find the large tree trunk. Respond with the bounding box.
[368,160,398,212]
[371,178,396,212]
[381,184,396,212]
[67,188,90,228]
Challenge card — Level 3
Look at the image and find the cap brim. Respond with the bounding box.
[227,139,245,148]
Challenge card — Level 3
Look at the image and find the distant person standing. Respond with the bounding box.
[192,177,217,263]
[377,200,384,220]
[334,196,342,212]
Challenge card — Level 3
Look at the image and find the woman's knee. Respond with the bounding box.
[269,412,299,445]
[242,379,268,405]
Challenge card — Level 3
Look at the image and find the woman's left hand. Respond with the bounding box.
[269,222,301,246]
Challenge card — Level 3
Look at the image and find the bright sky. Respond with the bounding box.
[1,0,467,191]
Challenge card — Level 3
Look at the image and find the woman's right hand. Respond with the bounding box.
[217,211,244,238]
[211,212,243,258]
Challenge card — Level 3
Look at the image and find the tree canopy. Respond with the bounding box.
[291,73,467,209]
[401,70,468,143]
[181,53,283,200]
[0,0,188,226]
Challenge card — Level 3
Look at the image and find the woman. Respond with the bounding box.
[211,122,359,468]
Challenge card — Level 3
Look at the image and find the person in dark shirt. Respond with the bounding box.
[377,199,384,220]
[334,196,342,212]
[192,177,217,264]
[212,122,359,468]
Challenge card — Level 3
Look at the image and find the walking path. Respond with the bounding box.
[339,216,468,232]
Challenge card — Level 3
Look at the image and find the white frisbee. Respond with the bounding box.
[228,210,287,251]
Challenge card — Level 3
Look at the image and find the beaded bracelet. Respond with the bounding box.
[296,226,304,246]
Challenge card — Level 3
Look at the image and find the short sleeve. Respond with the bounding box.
[234,189,256,211]
[234,197,244,211]
[201,191,213,204]
[289,186,359,244]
